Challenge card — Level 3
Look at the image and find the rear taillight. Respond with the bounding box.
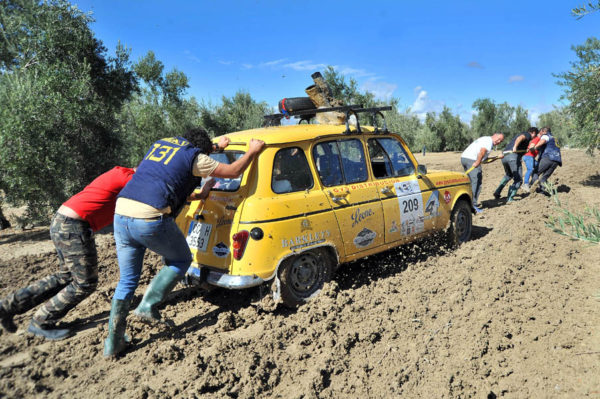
[232,230,249,260]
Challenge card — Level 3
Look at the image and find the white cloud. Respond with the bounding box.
[413,86,422,94]
[241,63,253,69]
[410,89,444,120]
[260,58,288,67]
[282,60,328,71]
[508,75,524,83]
[361,80,397,99]
[338,67,376,78]
[218,60,234,65]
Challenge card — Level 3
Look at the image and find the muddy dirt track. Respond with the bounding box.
[1,149,599,398]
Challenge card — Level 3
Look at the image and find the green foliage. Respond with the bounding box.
[0,0,137,221]
[323,66,378,109]
[572,1,600,18]
[117,51,201,166]
[199,91,270,136]
[555,37,600,153]
[544,182,600,243]
[423,107,469,151]
[537,107,577,147]
[471,98,532,140]
[385,104,422,149]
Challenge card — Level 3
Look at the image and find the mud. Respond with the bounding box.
[0,149,599,398]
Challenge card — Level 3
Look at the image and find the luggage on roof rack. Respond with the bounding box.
[263,104,392,134]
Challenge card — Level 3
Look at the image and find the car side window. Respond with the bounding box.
[368,137,415,177]
[313,139,367,186]
[271,147,313,194]
[338,139,368,183]
[313,142,343,187]
[368,139,394,178]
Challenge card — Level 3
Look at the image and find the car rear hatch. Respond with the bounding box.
[175,150,248,273]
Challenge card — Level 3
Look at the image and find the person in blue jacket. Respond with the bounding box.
[103,128,264,357]
[529,127,562,196]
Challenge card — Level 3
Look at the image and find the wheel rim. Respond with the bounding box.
[289,253,320,294]
[455,207,471,241]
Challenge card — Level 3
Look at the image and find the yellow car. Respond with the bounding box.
[176,106,473,307]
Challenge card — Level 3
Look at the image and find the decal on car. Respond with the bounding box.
[389,220,399,233]
[216,217,233,227]
[212,242,230,258]
[353,228,377,248]
[444,190,452,204]
[351,207,374,228]
[394,180,424,235]
[424,190,441,220]
[282,230,331,250]
[300,219,312,232]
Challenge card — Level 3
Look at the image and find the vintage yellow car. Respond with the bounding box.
[176,106,473,307]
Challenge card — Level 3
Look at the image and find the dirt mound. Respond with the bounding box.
[1,149,599,398]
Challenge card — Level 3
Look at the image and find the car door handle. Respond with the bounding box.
[381,186,394,195]
[328,190,349,202]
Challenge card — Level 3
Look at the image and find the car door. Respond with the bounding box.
[313,138,384,257]
[367,136,440,244]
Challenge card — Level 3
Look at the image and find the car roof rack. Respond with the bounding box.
[263,105,393,134]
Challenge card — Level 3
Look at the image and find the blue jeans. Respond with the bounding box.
[522,155,537,185]
[113,214,192,301]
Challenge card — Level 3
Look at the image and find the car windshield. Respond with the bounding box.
[201,151,244,191]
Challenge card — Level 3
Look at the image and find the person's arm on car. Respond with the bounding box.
[187,178,216,201]
[212,136,231,152]
[210,138,265,179]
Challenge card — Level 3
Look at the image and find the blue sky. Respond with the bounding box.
[74,0,598,123]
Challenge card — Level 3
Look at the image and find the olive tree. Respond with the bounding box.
[555,37,600,153]
[117,51,202,166]
[0,0,136,222]
[199,91,270,136]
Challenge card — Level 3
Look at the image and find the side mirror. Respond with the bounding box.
[417,164,427,177]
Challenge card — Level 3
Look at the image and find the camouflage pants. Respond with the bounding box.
[0,213,98,327]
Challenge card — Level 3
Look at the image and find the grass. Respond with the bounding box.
[544,182,600,244]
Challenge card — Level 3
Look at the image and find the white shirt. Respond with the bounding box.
[461,136,493,161]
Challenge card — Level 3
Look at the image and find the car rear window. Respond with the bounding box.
[204,151,244,191]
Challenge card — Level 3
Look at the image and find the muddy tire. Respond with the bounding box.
[278,97,316,113]
[278,249,333,308]
[447,199,472,247]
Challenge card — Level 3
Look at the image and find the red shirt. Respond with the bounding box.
[524,136,541,158]
[63,166,135,231]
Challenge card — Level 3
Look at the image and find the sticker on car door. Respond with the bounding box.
[394,180,424,235]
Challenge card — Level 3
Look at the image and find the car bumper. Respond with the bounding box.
[187,266,265,289]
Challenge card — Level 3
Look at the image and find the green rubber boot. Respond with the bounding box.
[133,267,181,324]
[506,186,518,202]
[493,176,510,199]
[103,298,131,357]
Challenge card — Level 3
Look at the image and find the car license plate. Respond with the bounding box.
[186,222,212,252]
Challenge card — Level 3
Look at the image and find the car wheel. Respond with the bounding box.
[278,249,333,307]
[447,199,472,247]
[278,97,316,113]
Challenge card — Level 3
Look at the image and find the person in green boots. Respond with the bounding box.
[493,127,538,203]
[104,128,265,357]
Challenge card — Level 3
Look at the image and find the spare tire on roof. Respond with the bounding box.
[278,97,316,114]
